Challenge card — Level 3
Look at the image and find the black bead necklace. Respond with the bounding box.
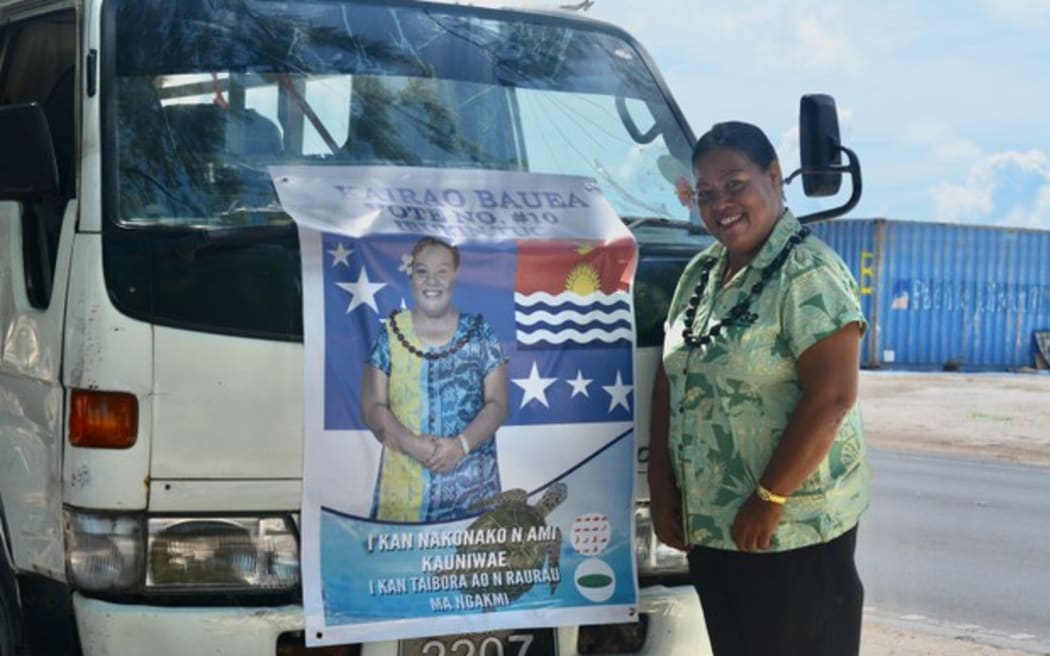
[389,311,481,361]
[681,227,810,350]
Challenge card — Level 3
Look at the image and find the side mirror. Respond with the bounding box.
[788,93,863,223]
[798,94,842,197]
[0,103,59,201]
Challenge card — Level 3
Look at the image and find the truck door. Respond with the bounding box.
[0,7,78,582]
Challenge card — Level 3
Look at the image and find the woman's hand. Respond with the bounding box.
[648,362,687,551]
[651,484,687,551]
[424,438,466,474]
[401,433,439,465]
[730,494,784,552]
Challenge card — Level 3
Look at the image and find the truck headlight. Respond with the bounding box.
[634,504,689,579]
[65,511,143,591]
[65,509,300,593]
[147,517,299,591]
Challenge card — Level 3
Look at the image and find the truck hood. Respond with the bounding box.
[150,326,304,484]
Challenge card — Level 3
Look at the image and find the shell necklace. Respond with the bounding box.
[681,227,810,350]
[389,311,481,361]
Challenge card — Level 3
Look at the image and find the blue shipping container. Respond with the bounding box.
[809,218,1050,371]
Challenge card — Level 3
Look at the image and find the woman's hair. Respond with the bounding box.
[410,236,460,269]
[691,121,779,171]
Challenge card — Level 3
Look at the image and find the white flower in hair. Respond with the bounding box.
[398,253,414,275]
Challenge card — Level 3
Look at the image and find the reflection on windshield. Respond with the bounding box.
[112,0,694,228]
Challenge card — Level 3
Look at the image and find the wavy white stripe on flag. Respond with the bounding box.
[515,308,633,326]
[517,328,633,345]
[514,291,630,307]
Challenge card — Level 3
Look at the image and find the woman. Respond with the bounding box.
[362,237,508,522]
[648,122,870,655]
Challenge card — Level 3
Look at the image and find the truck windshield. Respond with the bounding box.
[103,0,698,340]
[110,0,694,228]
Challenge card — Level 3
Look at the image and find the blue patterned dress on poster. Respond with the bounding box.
[368,311,507,522]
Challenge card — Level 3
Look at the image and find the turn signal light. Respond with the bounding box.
[69,389,138,448]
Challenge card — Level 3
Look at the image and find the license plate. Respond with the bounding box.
[399,628,557,656]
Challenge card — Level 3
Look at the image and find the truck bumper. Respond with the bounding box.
[74,585,709,655]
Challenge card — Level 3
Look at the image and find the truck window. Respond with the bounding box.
[632,225,716,348]
[102,0,696,340]
[0,10,76,309]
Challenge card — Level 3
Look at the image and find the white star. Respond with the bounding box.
[512,361,558,409]
[566,370,592,398]
[328,242,352,267]
[335,267,387,314]
[602,371,633,413]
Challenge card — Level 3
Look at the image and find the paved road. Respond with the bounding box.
[858,449,1050,651]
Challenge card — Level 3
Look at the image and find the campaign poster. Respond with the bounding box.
[275,166,639,647]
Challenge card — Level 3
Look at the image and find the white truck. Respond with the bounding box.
[0,1,857,654]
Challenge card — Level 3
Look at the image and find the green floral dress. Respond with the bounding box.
[662,211,870,551]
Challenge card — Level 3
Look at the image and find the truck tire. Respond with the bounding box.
[0,560,27,656]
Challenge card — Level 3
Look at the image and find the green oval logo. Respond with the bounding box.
[576,573,613,588]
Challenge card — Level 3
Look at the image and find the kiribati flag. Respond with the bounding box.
[506,238,637,426]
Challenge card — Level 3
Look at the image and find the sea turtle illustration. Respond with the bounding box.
[454,482,567,603]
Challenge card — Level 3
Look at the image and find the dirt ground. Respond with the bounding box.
[856,370,1050,655]
[859,370,1050,468]
[862,617,1040,656]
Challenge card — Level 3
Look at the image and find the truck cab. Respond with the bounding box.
[0,1,852,654]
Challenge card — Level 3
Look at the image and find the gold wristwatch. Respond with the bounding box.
[756,484,787,505]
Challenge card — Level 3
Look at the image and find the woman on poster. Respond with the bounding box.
[362,237,509,522]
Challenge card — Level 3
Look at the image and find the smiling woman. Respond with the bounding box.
[692,122,786,276]
[360,237,510,522]
[648,121,871,655]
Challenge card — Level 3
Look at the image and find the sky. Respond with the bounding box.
[580,0,1050,228]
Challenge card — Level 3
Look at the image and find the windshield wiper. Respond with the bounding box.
[624,216,709,234]
[624,216,672,229]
